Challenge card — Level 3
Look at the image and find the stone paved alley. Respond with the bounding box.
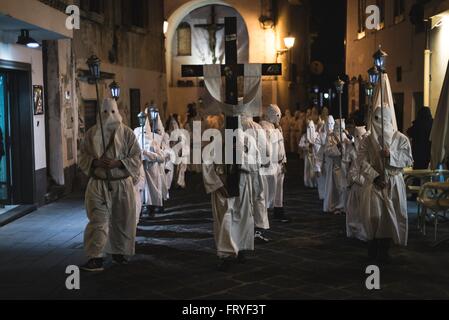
[1,158,449,300]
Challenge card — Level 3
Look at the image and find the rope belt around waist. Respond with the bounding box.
[143,161,159,170]
[91,174,130,181]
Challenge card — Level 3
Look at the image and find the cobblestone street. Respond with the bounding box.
[1,157,449,300]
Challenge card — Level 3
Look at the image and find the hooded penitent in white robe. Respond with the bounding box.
[134,111,165,207]
[202,125,258,258]
[315,116,335,200]
[290,111,302,154]
[79,98,142,258]
[357,107,413,245]
[260,104,287,209]
[346,126,370,240]
[162,132,175,193]
[175,127,190,189]
[165,117,183,190]
[298,120,318,188]
[280,110,293,153]
[323,119,353,213]
[242,116,270,230]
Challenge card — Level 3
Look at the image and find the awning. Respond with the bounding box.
[430,61,449,169]
[0,0,72,43]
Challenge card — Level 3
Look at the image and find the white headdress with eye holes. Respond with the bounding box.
[369,73,398,147]
[93,98,123,158]
[265,104,282,125]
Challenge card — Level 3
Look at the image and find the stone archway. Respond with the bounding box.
[165,0,233,88]
[165,0,251,116]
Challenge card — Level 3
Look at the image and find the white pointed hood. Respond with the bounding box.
[93,98,122,158]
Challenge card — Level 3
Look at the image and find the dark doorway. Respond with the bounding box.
[413,91,424,120]
[130,89,141,130]
[83,100,98,132]
[393,92,404,132]
[0,60,35,205]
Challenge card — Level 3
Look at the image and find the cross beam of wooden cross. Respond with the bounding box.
[182,17,282,114]
[182,17,282,197]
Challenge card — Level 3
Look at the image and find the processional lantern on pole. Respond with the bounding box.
[137,111,147,207]
[149,106,159,140]
[109,81,121,101]
[367,66,379,123]
[334,76,345,147]
[372,46,389,173]
[86,54,112,191]
[371,46,389,181]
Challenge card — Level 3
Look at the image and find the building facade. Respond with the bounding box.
[346,0,449,132]
[165,0,311,115]
[0,0,166,216]
[0,0,71,216]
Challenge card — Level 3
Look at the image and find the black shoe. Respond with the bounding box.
[367,240,378,262]
[112,254,129,265]
[377,239,392,265]
[237,252,247,264]
[217,258,233,272]
[255,230,270,243]
[80,258,104,272]
[273,208,291,223]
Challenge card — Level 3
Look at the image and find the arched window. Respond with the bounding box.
[177,22,192,56]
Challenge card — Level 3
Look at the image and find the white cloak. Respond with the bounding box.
[134,127,165,207]
[260,121,287,209]
[80,124,142,258]
[299,134,318,188]
[323,133,352,213]
[356,132,413,245]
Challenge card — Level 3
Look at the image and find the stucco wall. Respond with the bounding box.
[346,0,425,130]
[72,0,167,123]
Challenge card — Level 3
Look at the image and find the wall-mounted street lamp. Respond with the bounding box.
[16,29,40,48]
[109,81,121,101]
[276,35,296,59]
[163,19,169,34]
[284,36,296,50]
[259,16,275,29]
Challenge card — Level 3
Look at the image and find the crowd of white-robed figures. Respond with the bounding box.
[77,98,289,271]
[286,75,414,262]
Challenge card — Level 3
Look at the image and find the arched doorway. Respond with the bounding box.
[165,1,249,117]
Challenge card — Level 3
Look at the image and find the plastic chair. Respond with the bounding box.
[417,181,449,242]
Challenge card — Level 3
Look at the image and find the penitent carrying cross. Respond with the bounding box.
[182,17,282,197]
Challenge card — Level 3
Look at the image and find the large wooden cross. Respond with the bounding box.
[182,17,282,197]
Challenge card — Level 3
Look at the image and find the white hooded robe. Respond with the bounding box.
[79,99,142,258]
[202,128,257,258]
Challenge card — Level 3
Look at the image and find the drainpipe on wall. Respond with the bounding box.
[423,19,432,109]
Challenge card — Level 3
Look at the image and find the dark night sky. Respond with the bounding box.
[309,0,347,90]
